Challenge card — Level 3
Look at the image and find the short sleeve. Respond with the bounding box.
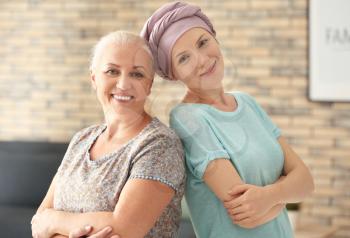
[170,106,230,180]
[56,125,99,175]
[129,133,185,193]
[240,92,281,138]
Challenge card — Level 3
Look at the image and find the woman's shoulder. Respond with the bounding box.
[230,90,258,105]
[138,117,182,145]
[230,91,269,116]
[169,91,255,120]
[170,103,206,122]
[70,124,103,145]
[131,118,184,164]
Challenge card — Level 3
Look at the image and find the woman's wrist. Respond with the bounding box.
[264,183,283,206]
[45,208,59,235]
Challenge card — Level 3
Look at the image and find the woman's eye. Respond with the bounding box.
[178,54,189,64]
[130,72,144,78]
[105,69,119,75]
[198,39,209,48]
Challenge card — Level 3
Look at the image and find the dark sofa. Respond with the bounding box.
[0,141,66,237]
[0,141,196,238]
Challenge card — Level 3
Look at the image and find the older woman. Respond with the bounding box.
[31,31,185,238]
[140,2,314,238]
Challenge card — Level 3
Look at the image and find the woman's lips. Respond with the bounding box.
[200,61,216,77]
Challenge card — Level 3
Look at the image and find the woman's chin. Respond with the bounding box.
[200,75,223,90]
[105,105,145,119]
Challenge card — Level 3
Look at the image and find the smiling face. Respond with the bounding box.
[91,41,154,119]
[171,27,224,92]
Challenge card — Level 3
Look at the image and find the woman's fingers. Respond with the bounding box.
[69,226,117,238]
[224,196,243,210]
[228,204,247,216]
[69,226,92,238]
[89,227,115,238]
[232,210,253,222]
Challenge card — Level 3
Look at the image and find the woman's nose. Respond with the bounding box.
[116,73,131,90]
[198,52,210,68]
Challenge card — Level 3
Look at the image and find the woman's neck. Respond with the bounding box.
[185,88,226,105]
[104,111,151,143]
[184,88,237,112]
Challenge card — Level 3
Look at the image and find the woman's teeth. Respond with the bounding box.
[113,95,133,101]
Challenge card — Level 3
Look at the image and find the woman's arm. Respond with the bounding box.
[203,158,244,202]
[269,136,314,203]
[224,136,314,223]
[32,175,62,237]
[36,175,57,213]
[225,176,287,228]
[33,175,115,238]
[203,159,285,228]
[51,226,119,238]
[231,203,286,229]
[32,178,175,238]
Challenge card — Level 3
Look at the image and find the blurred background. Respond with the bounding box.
[0,0,349,237]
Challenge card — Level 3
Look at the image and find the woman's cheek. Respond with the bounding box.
[183,65,196,81]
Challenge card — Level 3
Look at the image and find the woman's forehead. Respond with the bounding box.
[173,28,210,51]
[100,42,153,67]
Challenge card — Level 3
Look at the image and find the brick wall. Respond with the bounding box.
[0,0,349,237]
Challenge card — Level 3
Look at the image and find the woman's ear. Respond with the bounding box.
[91,72,97,91]
[147,78,154,96]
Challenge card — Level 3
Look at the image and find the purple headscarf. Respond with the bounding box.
[140,1,216,80]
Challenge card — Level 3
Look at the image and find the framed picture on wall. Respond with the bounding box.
[309,0,350,101]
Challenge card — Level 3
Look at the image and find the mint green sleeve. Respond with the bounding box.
[170,107,230,180]
[241,93,281,138]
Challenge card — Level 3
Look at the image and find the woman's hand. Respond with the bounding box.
[228,203,286,229]
[68,226,120,238]
[224,184,277,224]
[31,209,55,238]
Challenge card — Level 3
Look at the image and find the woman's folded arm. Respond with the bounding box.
[203,159,285,228]
[32,179,175,238]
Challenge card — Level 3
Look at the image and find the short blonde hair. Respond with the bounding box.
[89,31,154,72]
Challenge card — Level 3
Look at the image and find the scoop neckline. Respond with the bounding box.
[176,92,243,116]
[86,117,158,165]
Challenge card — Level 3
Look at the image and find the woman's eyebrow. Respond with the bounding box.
[175,33,207,58]
[106,63,120,67]
[176,50,187,58]
[134,66,145,70]
[196,34,206,45]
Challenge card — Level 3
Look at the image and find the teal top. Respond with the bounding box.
[169,91,293,238]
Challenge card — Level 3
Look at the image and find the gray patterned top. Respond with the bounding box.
[54,117,185,238]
